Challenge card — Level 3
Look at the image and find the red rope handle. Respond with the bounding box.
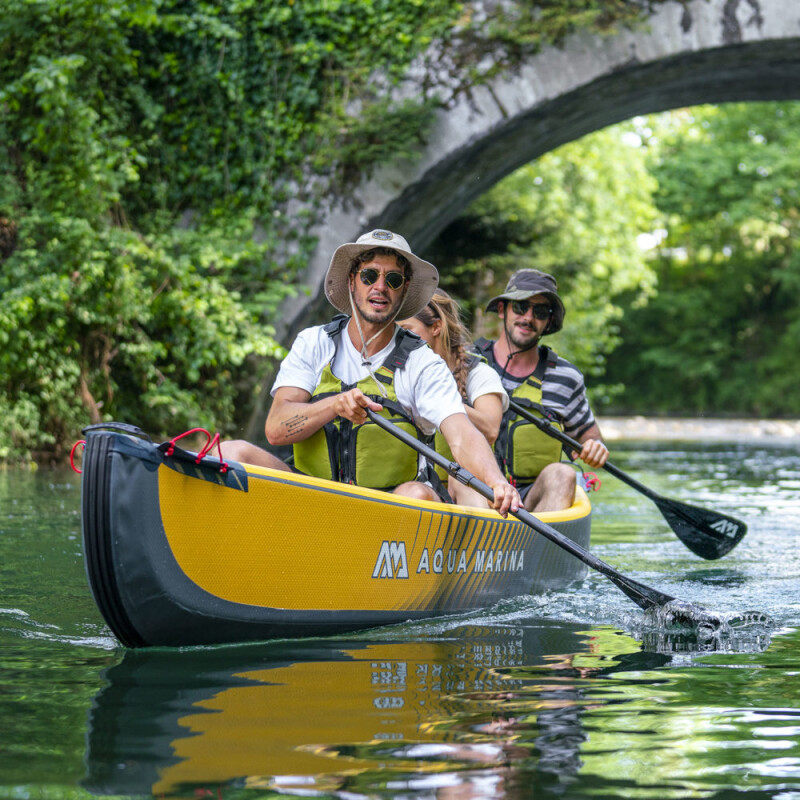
[195,432,219,461]
[196,432,229,473]
[164,427,229,474]
[70,440,86,474]
[72,428,230,476]
[164,427,211,457]
[583,471,602,492]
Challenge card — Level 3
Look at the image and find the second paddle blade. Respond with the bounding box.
[654,497,747,560]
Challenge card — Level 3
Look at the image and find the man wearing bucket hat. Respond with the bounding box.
[221,229,520,517]
[474,268,608,512]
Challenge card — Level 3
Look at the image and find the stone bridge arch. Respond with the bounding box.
[248,0,800,438]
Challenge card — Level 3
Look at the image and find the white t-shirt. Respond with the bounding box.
[271,323,466,436]
[465,361,509,412]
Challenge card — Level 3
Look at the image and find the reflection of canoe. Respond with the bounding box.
[80,424,592,647]
[83,623,600,796]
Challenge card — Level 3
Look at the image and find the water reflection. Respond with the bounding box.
[680,568,751,587]
[84,621,662,798]
[78,622,800,800]
[3,440,799,799]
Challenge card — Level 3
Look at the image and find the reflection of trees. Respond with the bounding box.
[85,621,631,798]
[87,618,779,799]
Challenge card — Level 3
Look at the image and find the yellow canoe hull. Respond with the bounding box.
[81,424,592,646]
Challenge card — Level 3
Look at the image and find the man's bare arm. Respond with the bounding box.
[573,422,609,469]
[266,387,317,446]
[266,386,383,446]
[439,413,519,517]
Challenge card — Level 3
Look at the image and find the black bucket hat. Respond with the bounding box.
[485,269,565,334]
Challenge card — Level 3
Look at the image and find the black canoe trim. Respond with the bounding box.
[82,432,146,647]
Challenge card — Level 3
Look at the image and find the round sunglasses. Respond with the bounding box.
[357,267,407,291]
[510,300,552,320]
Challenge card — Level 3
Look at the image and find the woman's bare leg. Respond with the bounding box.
[393,481,440,502]
[448,478,490,508]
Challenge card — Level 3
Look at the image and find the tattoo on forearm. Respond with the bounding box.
[282,414,307,437]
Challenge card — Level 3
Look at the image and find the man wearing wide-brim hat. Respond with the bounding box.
[474,268,608,512]
[222,229,520,517]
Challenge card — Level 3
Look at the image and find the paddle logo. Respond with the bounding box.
[372,541,409,579]
[709,519,741,539]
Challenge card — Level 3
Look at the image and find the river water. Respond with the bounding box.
[2,436,799,799]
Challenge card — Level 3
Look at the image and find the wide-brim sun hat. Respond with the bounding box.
[485,268,565,334]
[325,229,439,319]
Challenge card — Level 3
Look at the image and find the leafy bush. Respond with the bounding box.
[0,0,670,461]
[603,104,800,416]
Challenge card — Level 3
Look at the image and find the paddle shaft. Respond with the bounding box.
[506,400,659,499]
[506,400,748,560]
[365,409,677,612]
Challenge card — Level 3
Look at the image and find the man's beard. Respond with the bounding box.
[353,292,404,325]
[504,318,540,351]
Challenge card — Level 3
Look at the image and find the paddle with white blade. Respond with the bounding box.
[507,400,747,560]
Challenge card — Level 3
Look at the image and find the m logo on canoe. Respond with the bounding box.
[372,541,409,579]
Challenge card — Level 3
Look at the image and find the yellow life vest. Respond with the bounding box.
[473,339,564,484]
[431,353,482,483]
[292,316,428,490]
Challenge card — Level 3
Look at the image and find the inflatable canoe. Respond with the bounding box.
[80,423,592,647]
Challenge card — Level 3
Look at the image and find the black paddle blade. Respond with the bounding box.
[608,572,677,611]
[654,497,747,560]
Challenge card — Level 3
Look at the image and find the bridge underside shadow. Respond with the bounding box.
[383,39,800,253]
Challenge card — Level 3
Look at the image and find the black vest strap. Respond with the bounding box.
[474,337,494,363]
[532,345,558,381]
[385,327,425,371]
[323,316,424,374]
[323,314,350,337]
[465,350,484,370]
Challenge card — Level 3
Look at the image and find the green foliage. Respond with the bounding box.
[431,123,659,404]
[0,1,143,222]
[435,100,800,420]
[0,212,285,463]
[603,103,800,416]
[314,97,441,191]
[0,0,684,462]
[1,0,463,462]
[123,0,462,216]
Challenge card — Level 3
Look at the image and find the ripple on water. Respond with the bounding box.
[0,606,116,651]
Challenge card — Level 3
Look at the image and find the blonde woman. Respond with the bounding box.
[399,289,508,507]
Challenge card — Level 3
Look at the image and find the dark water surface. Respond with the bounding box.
[2,438,799,799]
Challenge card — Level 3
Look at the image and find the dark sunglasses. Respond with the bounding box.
[357,267,407,291]
[510,300,551,320]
